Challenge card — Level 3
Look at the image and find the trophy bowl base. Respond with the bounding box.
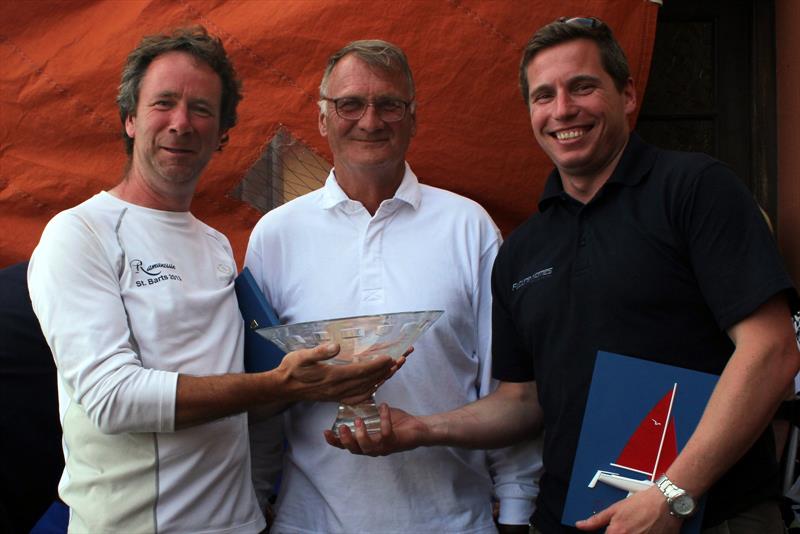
[331,395,382,436]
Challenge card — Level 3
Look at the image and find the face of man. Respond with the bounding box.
[125,51,223,192]
[319,54,416,179]
[525,38,636,186]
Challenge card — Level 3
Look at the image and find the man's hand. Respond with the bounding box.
[324,402,429,456]
[357,346,412,403]
[177,343,406,428]
[276,343,394,404]
[575,486,682,534]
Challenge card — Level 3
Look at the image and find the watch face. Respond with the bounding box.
[671,494,696,516]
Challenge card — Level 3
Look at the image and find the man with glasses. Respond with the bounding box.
[26,27,396,533]
[328,19,799,534]
[245,40,541,533]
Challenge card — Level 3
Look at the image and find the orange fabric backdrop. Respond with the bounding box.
[0,0,659,268]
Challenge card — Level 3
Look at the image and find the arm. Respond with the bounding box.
[30,212,395,434]
[326,379,542,454]
[577,294,800,533]
[474,230,541,527]
[175,343,394,429]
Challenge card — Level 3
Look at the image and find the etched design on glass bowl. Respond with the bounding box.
[257,310,443,435]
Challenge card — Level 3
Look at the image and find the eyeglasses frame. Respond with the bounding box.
[319,96,414,122]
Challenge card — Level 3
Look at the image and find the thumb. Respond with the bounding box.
[300,343,340,363]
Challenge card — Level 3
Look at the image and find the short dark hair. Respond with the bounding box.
[319,39,415,109]
[116,26,243,154]
[519,17,630,107]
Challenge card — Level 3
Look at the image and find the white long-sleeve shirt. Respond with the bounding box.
[246,164,542,533]
[28,192,264,533]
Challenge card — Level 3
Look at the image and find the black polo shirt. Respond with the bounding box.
[492,134,796,532]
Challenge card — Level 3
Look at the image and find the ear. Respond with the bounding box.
[125,114,136,139]
[318,107,328,137]
[218,130,229,151]
[409,108,417,138]
[622,77,637,116]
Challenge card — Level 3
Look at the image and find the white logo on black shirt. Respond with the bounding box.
[512,267,553,291]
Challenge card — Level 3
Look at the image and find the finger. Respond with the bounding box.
[575,502,615,530]
[388,356,406,375]
[323,429,344,449]
[334,367,391,392]
[336,423,365,454]
[358,354,394,372]
[402,346,414,358]
[379,403,394,438]
[353,417,379,456]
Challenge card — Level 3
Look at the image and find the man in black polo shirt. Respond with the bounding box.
[327,17,800,534]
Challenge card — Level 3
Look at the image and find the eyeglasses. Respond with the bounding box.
[320,96,412,122]
[559,16,603,29]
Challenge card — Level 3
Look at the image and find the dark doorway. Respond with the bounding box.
[635,0,777,221]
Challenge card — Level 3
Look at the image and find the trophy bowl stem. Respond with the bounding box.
[332,394,382,436]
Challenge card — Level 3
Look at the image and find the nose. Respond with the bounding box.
[169,105,193,135]
[553,91,577,120]
[356,103,385,131]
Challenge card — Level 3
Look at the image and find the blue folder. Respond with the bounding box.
[562,351,718,533]
[234,267,285,372]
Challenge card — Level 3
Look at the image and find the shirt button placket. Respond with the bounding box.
[360,212,385,307]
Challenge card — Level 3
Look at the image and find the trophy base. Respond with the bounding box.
[331,395,382,436]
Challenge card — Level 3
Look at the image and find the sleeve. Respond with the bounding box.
[28,212,177,434]
[474,223,542,524]
[244,219,286,510]
[680,161,796,330]
[491,238,536,383]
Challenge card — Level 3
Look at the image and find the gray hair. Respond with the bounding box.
[318,39,415,112]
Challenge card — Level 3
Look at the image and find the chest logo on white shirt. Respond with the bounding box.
[512,267,553,291]
[130,259,182,287]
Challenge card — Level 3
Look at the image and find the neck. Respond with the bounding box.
[109,165,195,212]
[334,160,405,215]
[560,139,629,204]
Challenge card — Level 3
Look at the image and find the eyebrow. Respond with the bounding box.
[530,74,602,96]
[329,92,407,101]
[150,91,216,108]
[567,74,602,86]
[151,90,180,101]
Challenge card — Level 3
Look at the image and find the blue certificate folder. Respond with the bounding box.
[561,351,718,532]
[234,267,285,372]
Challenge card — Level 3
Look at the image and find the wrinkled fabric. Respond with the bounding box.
[0,0,658,267]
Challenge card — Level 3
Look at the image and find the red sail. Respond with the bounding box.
[655,415,678,477]
[613,386,677,477]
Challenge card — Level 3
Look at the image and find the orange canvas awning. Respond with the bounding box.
[0,0,659,267]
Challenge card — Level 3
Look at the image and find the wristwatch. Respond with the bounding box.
[655,474,697,518]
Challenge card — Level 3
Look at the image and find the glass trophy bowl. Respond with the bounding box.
[256,310,443,436]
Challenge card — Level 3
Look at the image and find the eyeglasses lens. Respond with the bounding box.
[334,98,407,122]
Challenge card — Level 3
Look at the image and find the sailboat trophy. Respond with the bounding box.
[256,310,443,436]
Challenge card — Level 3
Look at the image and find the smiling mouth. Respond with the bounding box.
[162,147,195,154]
[553,127,590,141]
